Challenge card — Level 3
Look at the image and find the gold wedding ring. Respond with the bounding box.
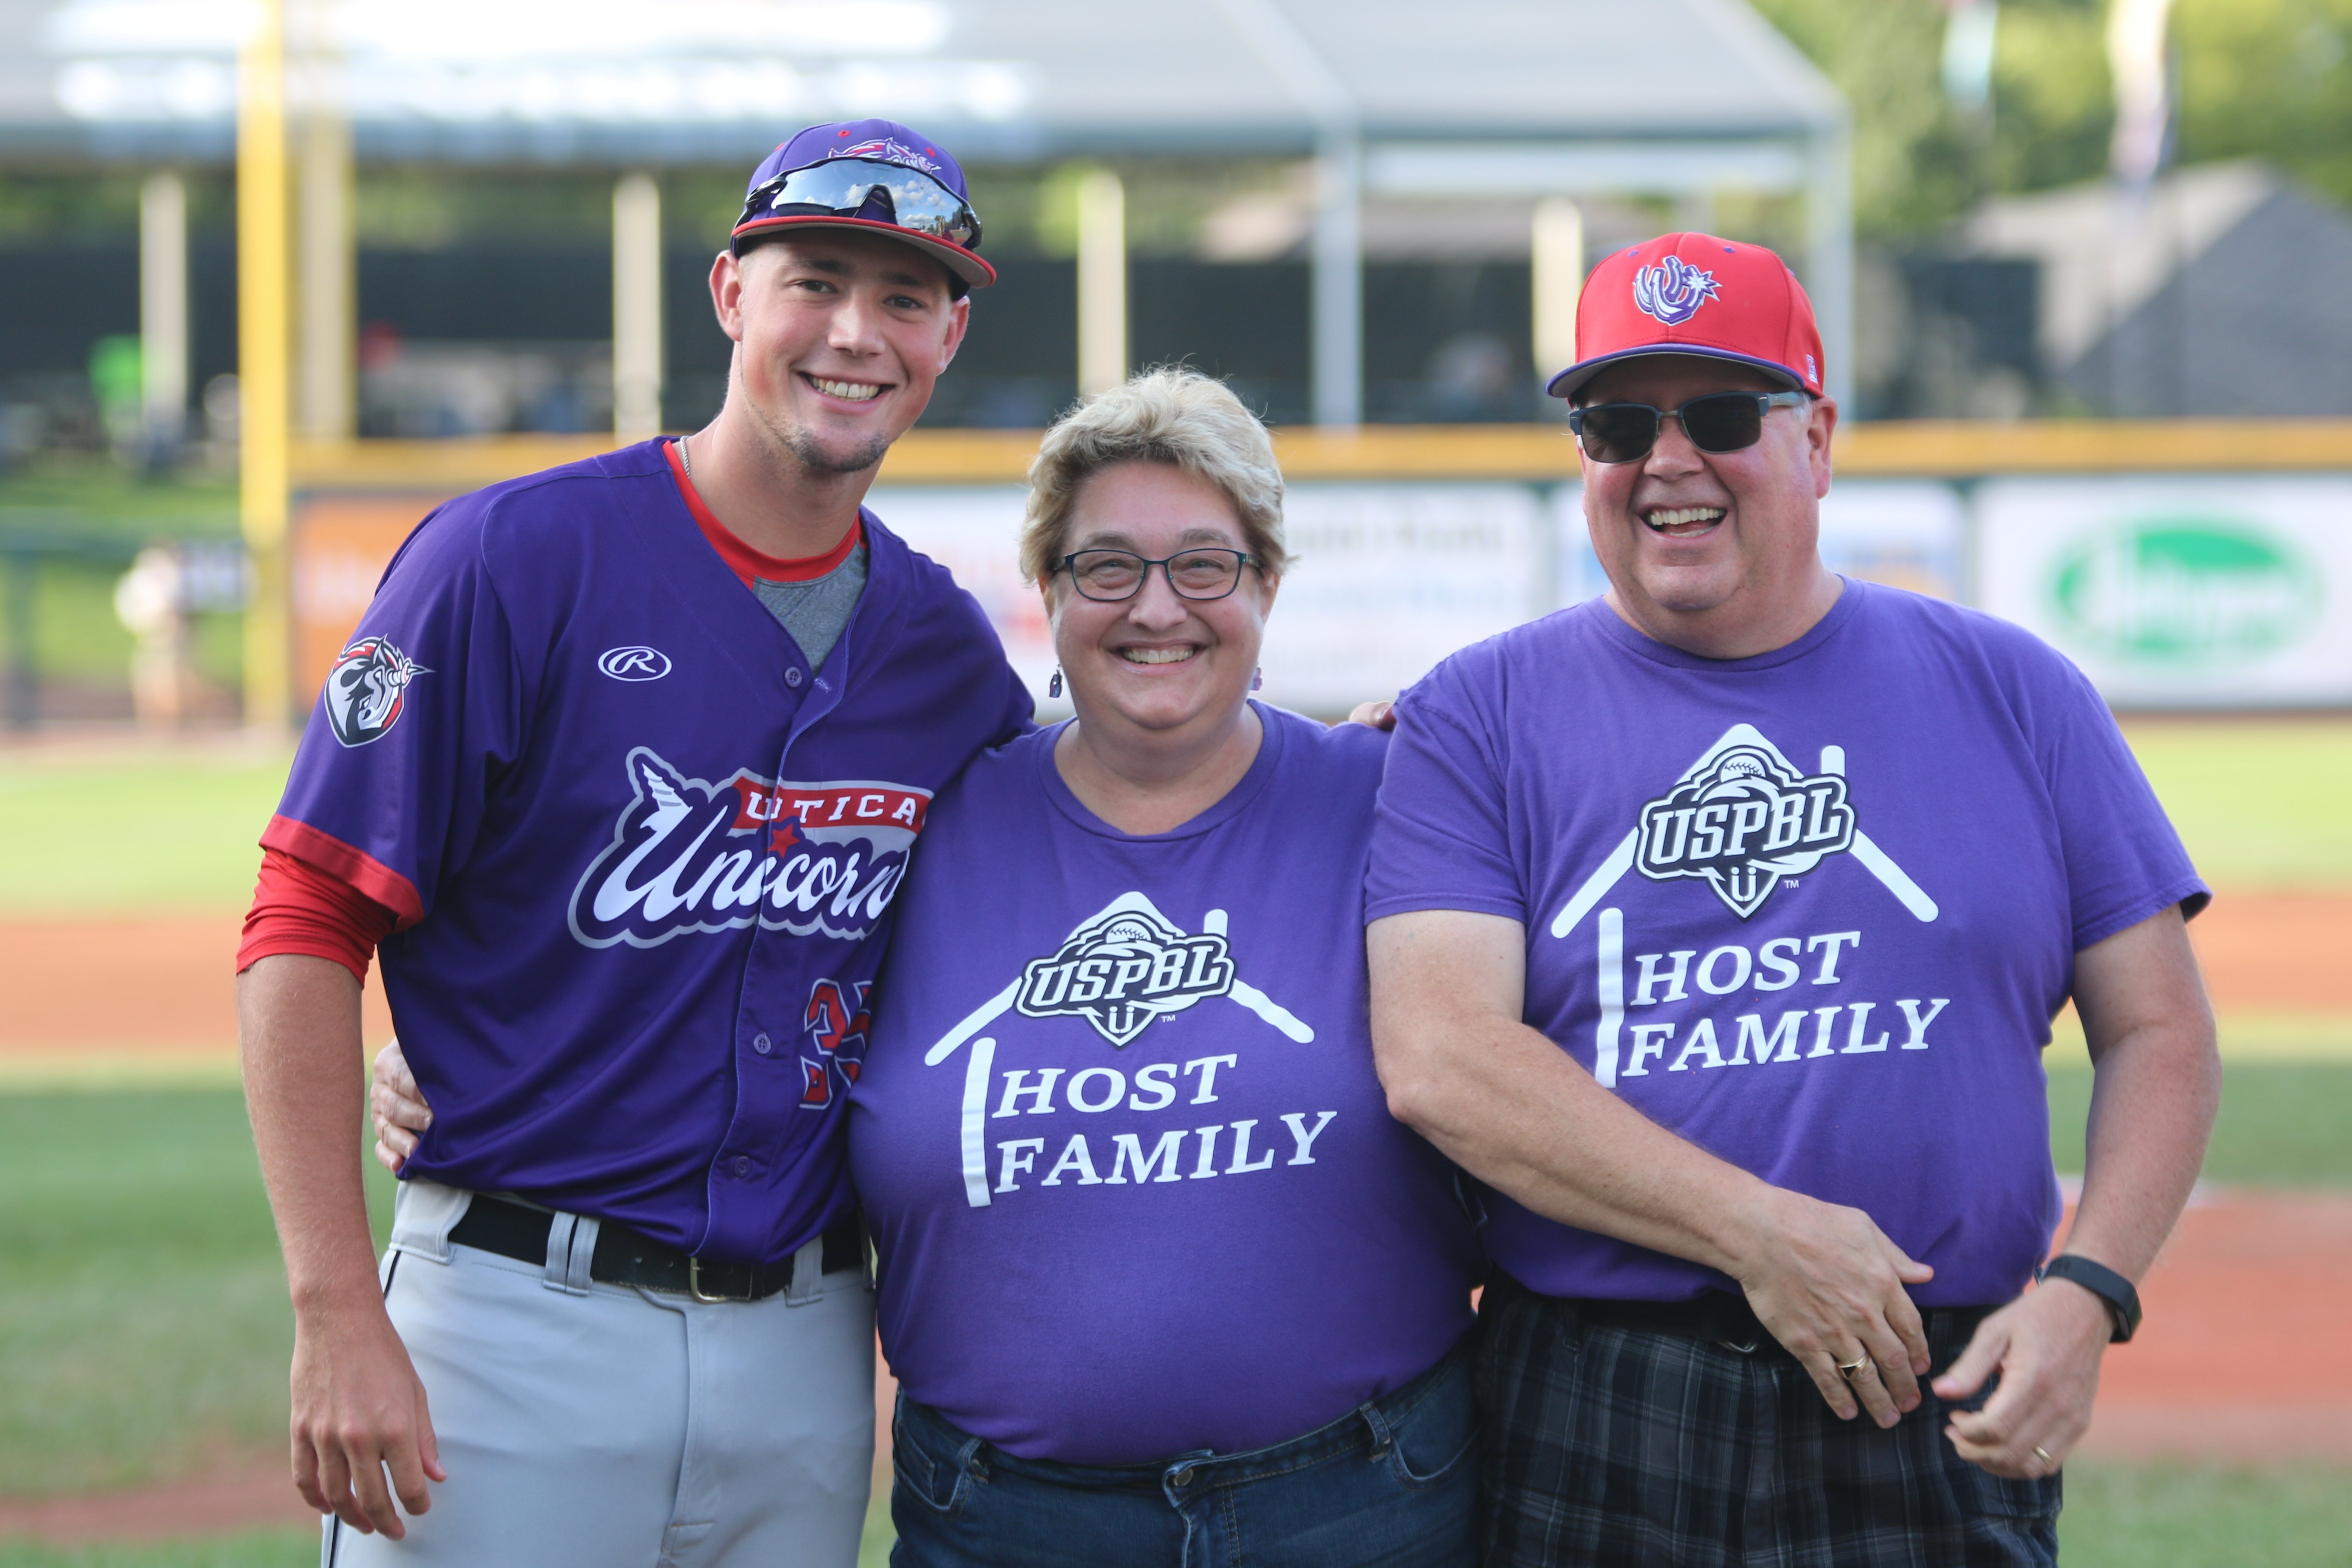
[2032,1445,2055,1469]
[1837,1354,1874,1380]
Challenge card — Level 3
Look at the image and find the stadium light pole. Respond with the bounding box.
[293,0,355,446]
[239,0,294,732]
[138,172,189,460]
[1530,196,1583,416]
[1075,169,1127,397]
[613,173,664,442]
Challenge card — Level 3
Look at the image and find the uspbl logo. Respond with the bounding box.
[1636,743,1854,918]
[1016,901,1236,1047]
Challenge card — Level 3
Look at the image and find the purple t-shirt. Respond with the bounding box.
[851,705,1481,1464]
[267,441,1030,1267]
[1366,582,2205,1307]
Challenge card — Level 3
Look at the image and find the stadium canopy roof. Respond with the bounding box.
[1,0,1841,163]
[0,0,1851,414]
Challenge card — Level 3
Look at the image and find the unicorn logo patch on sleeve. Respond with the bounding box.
[323,636,428,747]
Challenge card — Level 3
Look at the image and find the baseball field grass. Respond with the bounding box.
[1,719,2348,1563]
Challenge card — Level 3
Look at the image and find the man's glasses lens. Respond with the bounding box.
[1571,393,1780,463]
[1064,549,1252,601]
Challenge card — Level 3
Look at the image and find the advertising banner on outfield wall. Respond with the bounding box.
[1976,478,2352,708]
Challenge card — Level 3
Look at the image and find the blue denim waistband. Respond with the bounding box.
[897,1333,1473,1498]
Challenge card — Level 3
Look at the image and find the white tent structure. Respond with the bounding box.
[4,0,1852,420]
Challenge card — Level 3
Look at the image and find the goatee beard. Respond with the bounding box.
[785,426,894,475]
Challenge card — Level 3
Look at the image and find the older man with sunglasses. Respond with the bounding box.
[1366,235,2219,1567]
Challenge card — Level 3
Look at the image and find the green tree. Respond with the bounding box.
[1750,0,2352,236]
[2174,0,2352,203]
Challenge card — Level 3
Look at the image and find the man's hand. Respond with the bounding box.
[1372,909,1932,1424]
[1345,698,1396,730]
[1934,1276,2112,1476]
[241,954,448,1533]
[291,1292,447,1537]
[369,1039,431,1175]
[1731,1185,1934,1427]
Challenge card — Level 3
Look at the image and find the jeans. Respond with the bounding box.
[888,1339,1478,1568]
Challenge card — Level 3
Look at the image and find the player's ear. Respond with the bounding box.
[710,250,747,343]
[934,292,971,373]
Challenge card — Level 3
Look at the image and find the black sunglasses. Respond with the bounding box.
[1567,390,1810,464]
[734,157,982,251]
[1054,548,1259,603]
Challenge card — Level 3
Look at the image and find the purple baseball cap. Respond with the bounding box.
[730,119,995,290]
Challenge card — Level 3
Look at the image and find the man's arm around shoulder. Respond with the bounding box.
[1368,908,1936,1427]
[239,955,444,1539]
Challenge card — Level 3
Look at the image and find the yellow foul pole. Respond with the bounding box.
[238,0,292,731]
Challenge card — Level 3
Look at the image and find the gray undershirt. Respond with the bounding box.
[751,542,867,670]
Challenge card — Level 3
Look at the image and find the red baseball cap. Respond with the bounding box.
[1547,233,1824,401]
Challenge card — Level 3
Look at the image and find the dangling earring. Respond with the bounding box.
[1049,668,1063,698]
[1251,667,1263,692]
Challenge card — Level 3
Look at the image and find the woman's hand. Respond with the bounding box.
[369,1039,434,1174]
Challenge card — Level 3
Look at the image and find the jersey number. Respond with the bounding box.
[800,978,872,1109]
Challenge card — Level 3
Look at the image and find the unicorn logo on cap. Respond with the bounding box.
[1632,255,1721,327]
[832,138,943,176]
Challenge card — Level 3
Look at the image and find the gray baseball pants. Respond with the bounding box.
[324,1179,875,1568]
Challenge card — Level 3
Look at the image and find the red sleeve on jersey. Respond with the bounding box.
[237,847,403,983]
[664,437,863,585]
[259,813,426,927]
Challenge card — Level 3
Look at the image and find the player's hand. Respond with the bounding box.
[369,1039,432,1175]
[1346,698,1397,730]
[290,1292,446,1538]
[1933,1276,2110,1476]
[1731,1186,1936,1427]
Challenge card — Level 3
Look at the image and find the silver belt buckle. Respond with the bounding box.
[688,1257,749,1304]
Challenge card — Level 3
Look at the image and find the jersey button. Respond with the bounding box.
[752,1032,772,1055]
[784,667,804,689]
[729,1155,753,1179]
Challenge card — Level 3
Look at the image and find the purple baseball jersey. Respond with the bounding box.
[1365,582,2207,1306]
[849,707,1481,1464]
[265,441,1030,1267]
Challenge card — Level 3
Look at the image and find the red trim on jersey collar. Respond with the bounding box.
[664,438,863,587]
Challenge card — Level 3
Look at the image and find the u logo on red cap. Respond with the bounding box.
[1632,255,1721,327]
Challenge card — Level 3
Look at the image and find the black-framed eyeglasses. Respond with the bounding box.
[734,157,983,250]
[1567,390,1810,464]
[1054,548,1259,603]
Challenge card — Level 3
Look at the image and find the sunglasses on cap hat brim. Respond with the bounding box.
[730,158,994,288]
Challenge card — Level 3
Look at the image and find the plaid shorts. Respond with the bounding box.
[1476,1273,2060,1568]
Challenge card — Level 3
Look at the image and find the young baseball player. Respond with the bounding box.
[1367,236,2218,1566]
[236,120,1028,1567]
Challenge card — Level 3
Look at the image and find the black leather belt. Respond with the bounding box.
[449,1192,864,1303]
[1568,1290,1991,1358]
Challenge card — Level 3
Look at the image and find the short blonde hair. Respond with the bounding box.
[1019,366,1289,586]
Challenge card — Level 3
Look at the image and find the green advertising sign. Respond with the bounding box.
[2049,519,2319,663]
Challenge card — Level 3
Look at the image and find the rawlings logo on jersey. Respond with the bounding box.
[567,746,929,949]
[1017,898,1238,1047]
[1632,254,1721,327]
[324,636,427,748]
[1636,735,1855,918]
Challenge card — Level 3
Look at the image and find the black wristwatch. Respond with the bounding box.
[2036,1254,2142,1343]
